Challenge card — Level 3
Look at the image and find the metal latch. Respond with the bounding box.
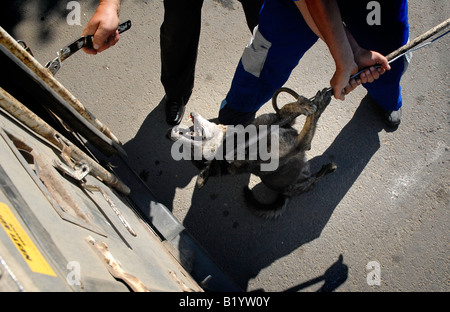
[45,20,131,75]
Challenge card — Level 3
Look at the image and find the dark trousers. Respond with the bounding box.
[160,0,264,100]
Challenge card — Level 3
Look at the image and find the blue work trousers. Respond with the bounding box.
[220,0,409,123]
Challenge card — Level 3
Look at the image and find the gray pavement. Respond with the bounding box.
[3,0,449,291]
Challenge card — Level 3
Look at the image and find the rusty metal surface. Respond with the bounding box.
[86,236,152,292]
[0,86,130,195]
[0,114,204,292]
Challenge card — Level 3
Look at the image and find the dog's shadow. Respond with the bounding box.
[181,94,385,291]
[121,94,384,291]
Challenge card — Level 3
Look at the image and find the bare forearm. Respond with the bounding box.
[296,0,390,99]
[99,0,121,14]
[296,1,323,40]
[302,0,353,70]
[296,0,356,99]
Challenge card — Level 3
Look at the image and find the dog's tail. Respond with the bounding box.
[243,186,289,219]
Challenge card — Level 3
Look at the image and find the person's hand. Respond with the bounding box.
[82,1,120,55]
[330,54,359,100]
[353,48,391,83]
[330,48,391,100]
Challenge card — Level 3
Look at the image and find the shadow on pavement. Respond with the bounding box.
[121,94,385,291]
[1,0,81,40]
[284,254,348,292]
[182,94,384,291]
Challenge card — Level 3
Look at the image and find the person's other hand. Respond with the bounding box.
[82,1,120,54]
[331,49,391,100]
[330,56,359,100]
[354,49,391,83]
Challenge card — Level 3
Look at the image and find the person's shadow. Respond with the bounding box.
[120,94,386,291]
[284,254,348,292]
[1,0,93,41]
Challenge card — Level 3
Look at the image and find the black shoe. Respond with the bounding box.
[164,96,187,126]
[384,107,402,128]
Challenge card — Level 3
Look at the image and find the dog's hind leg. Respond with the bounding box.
[284,162,337,197]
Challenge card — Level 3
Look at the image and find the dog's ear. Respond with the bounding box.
[196,161,212,189]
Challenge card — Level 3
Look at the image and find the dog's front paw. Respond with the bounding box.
[315,162,337,178]
[313,88,333,113]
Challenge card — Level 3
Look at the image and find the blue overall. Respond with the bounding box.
[219,0,409,125]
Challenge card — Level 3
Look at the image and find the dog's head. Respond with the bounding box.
[168,112,228,188]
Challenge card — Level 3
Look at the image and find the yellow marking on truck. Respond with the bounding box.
[0,202,56,276]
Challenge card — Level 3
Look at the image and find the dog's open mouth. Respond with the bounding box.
[167,112,227,161]
[169,112,206,142]
[188,113,206,140]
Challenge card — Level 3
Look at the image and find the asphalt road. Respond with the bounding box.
[3,0,449,292]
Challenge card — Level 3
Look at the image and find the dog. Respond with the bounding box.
[168,88,336,219]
